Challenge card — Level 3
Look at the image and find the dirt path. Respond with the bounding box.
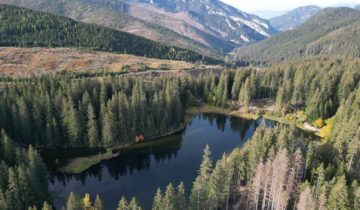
[303,122,320,132]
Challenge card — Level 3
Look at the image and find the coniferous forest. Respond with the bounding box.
[0,2,360,210]
[0,56,359,209]
[0,5,219,64]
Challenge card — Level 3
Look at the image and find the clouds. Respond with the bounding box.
[221,0,360,12]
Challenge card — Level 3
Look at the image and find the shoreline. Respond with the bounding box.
[55,112,193,174]
[53,103,318,174]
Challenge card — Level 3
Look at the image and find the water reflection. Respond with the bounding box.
[47,114,274,209]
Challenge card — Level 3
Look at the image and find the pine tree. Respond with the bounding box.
[239,78,251,108]
[0,191,7,210]
[0,162,8,193]
[162,183,175,210]
[86,104,99,147]
[275,85,286,111]
[117,196,128,210]
[61,98,81,147]
[354,185,360,210]
[66,193,82,210]
[6,168,22,210]
[0,130,15,165]
[215,71,229,107]
[207,154,227,209]
[18,165,31,208]
[27,146,49,204]
[176,182,186,210]
[297,183,315,210]
[152,188,163,210]
[42,202,53,210]
[190,145,213,209]
[94,195,105,210]
[17,97,33,144]
[327,175,349,210]
[231,71,242,100]
[128,197,142,210]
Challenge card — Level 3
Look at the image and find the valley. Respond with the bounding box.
[0,1,359,210]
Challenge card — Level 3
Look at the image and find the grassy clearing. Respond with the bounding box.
[58,150,118,174]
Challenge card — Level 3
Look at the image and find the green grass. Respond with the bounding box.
[59,150,117,174]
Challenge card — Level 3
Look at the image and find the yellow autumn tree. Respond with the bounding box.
[313,118,325,128]
[83,193,92,209]
[319,117,334,140]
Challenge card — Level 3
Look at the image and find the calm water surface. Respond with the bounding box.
[48,114,274,209]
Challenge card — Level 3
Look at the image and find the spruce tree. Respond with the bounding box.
[42,202,53,210]
[215,71,229,107]
[66,192,82,210]
[190,145,213,209]
[128,197,142,210]
[162,183,175,210]
[117,196,128,210]
[0,191,7,210]
[327,176,350,210]
[86,104,99,147]
[152,188,163,210]
[94,195,105,210]
[6,168,21,210]
[176,182,186,210]
[239,78,251,108]
[0,130,15,165]
[27,146,49,204]
[354,185,360,210]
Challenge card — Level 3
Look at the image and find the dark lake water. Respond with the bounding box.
[48,114,274,210]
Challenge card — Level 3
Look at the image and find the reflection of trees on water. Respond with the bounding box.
[106,134,183,180]
[49,133,184,186]
[201,113,262,141]
[199,113,227,132]
[48,114,275,187]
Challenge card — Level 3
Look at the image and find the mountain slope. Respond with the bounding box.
[234,7,360,65]
[270,5,322,31]
[0,4,219,64]
[0,0,225,58]
[126,0,277,45]
[0,0,276,54]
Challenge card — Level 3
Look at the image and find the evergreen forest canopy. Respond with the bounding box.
[0,4,220,64]
[234,7,360,66]
[0,57,359,209]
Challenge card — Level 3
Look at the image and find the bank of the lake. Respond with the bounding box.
[47,103,320,174]
[48,113,275,209]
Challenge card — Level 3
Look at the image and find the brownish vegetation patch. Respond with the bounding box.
[0,47,201,77]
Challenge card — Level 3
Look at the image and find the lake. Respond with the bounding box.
[48,114,274,209]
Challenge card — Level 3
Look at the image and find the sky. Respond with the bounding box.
[220,0,360,12]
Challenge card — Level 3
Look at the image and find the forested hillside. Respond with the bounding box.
[0,57,359,209]
[0,5,219,64]
[234,7,360,65]
[0,0,276,55]
[0,0,226,58]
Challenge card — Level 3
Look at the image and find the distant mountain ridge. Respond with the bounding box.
[127,0,277,45]
[234,7,360,65]
[270,5,322,31]
[0,0,277,55]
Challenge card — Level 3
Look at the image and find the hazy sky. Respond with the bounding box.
[221,0,360,12]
